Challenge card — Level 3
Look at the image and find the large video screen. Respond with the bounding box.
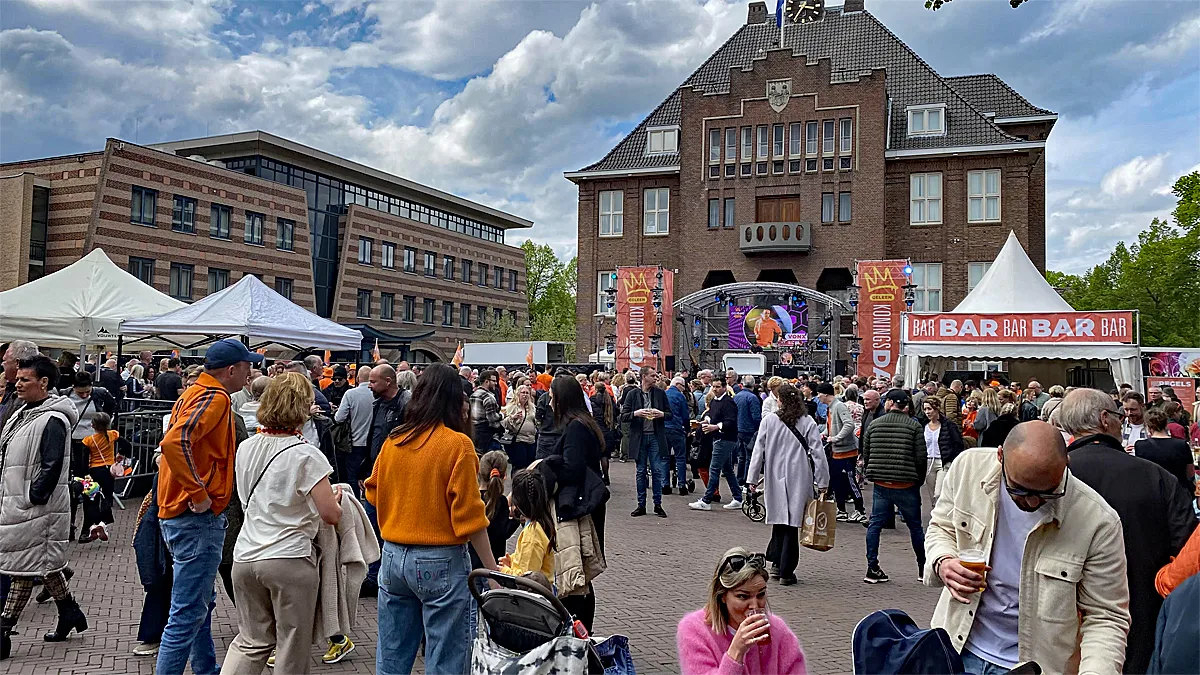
[728,303,809,349]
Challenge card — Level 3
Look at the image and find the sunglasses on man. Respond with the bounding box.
[1001,453,1068,501]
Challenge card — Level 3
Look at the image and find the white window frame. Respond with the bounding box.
[821,193,834,224]
[708,198,720,229]
[646,126,678,155]
[725,128,737,163]
[741,127,753,162]
[789,123,802,157]
[358,237,373,265]
[756,126,769,160]
[805,121,818,156]
[968,262,992,292]
[910,263,943,311]
[772,124,785,158]
[599,190,624,237]
[709,128,721,164]
[839,118,853,154]
[822,120,835,155]
[597,271,616,316]
[643,187,669,235]
[910,173,943,225]
[244,212,264,246]
[967,169,1002,223]
[907,104,946,137]
[839,192,851,223]
[723,197,735,228]
[404,247,416,273]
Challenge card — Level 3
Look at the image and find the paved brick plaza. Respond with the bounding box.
[6,462,939,674]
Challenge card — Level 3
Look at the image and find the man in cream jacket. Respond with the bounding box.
[924,421,1130,675]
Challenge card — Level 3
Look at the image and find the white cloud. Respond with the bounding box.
[1115,15,1200,62]
[1100,154,1168,198]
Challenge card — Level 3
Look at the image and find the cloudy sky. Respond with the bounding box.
[2,0,1197,274]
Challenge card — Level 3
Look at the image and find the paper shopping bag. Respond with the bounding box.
[800,496,837,551]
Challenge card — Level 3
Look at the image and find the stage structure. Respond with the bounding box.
[672,282,851,377]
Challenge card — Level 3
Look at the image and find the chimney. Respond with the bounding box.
[842,0,865,13]
[747,1,768,24]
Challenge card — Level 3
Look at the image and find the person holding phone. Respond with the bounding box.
[676,548,808,675]
[618,367,672,518]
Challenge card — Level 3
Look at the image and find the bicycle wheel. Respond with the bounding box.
[744,500,766,522]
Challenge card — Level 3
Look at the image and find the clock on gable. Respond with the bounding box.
[784,0,825,24]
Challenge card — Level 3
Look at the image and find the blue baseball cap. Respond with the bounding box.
[204,338,264,369]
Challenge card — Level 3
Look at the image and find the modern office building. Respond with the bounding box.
[1,131,531,361]
[568,0,1055,359]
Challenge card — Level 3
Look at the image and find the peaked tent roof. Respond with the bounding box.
[953,231,1072,314]
[0,248,187,348]
[120,274,364,351]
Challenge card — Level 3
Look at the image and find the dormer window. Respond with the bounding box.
[646,127,679,155]
[907,104,946,137]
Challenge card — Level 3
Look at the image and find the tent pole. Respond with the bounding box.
[116,335,124,372]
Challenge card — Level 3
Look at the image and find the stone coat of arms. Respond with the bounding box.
[767,79,792,113]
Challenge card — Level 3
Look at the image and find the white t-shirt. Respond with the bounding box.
[924,425,941,460]
[234,433,333,563]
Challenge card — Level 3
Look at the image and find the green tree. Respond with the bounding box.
[475,240,577,360]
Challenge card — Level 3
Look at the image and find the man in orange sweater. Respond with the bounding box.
[156,339,261,675]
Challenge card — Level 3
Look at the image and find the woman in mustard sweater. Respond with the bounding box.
[365,364,499,675]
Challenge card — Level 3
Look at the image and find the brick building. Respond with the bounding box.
[1,131,530,362]
[567,0,1055,358]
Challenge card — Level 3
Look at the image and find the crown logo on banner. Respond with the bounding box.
[862,266,899,302]
[621,270,652,304]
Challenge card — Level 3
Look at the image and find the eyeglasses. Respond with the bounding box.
[1105,407,1127,421]
[1001,454,1068,501]
[719,552,767,576]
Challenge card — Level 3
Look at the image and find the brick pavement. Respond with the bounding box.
[7,462,938,674]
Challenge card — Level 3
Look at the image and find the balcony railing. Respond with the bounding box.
[739,222,812,254]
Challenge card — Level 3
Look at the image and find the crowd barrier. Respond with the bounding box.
[113,409,169,499]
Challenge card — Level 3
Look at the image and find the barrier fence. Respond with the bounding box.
[114,409,169,499]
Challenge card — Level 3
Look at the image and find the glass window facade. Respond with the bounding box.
[128,256,154,286]
[29,186,48,281]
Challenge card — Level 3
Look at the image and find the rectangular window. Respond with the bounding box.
[171,196,195,233]
[423,298,435,324]
[460,303,471,328]
[443,301,454,326]
[598,190,623,237]
[274,277,293,301]
[708,199,720,229]
[968,169,1002,222]
[756,126,768,160]
[805,121,818,156]
[773,160,785,175]
[357,289,372,318]
[839,118,853,154]
[822,120,835,155]
[404,247,417,273]
[494,266,503,288]
[643,187,670,235]
[823,157,835,172]
[128,257,154,286]
[790,159,802,173]
[424,251,435,276]
[723,198,735,228]
[709,128,721,164]
[756,161,768,176]
[741,163,752,177]
[741,127,753,161]
[839,192,852,223]
[725,128,736,163]
[131,186,157,227]
[709,165,720,179]
[806,158,818,172]
[821,193,835,224]
[403,296,416,322]
[789,123,802,157]
[381,292,395,320]
[244,212,264,245]
[276,218,294,251]
[910,173,943,225]
[772,124,785,158]
[968,262,992,292]
[508,269,518,292]
[378,242,393,269]
[840,155,852,171]
[597,271,616,316]
[479,262,489,286]
[462,259,473,283]
[209,204,231,239]
[646,128,677,155]
[357,237,372,265]
[169,263,193,300]
[725,164,736,178]
[477,305,488,328]
[444,255,455,280]
[911,263,943,311]
[494,308,503,325]
[908,105,945,136]
[207,268,230,294]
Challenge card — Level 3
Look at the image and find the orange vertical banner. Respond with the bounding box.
[615,266,674,372]
[855,259,909,380]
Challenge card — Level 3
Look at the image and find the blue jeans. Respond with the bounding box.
[156,510,226,675]
[666,430,687,488]
[736,432,756,485]
[376,541,473,675]
[961,648,1010,675]
[337,445,368,498]
[865,484,925,571]
[702,439,743,503]
[635,434,667,507]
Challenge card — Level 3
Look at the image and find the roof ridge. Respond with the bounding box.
[944,73,1055,116]
[580,90,680,172]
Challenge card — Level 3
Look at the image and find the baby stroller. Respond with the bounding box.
[468,569,635,675]
[741,481,766,522]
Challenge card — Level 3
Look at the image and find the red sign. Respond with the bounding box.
[856,260,909,379]
[1147,377,1196,414]
[615,267,674,372]
[906,311,1136,344]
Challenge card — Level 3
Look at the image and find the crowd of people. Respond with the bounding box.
[2,335,1198,674]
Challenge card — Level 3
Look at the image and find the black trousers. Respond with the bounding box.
[770,525,799,581]
[81,466,115,531]
[137,566,173,643]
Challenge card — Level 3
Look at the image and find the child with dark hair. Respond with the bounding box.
[499,470,557,579]
[79,411,118,542]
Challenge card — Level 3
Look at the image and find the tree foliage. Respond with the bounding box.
[474,240,577,361]
[1047,172,1200,347]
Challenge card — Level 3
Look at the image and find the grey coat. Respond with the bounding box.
[826,399,856,453]
[747,412,830,527]
[0,395,79,576]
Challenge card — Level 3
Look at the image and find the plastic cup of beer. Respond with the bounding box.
[958,548,988,590]
[745,608,771,645]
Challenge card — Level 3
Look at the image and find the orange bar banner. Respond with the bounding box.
[615,266,674,372]
[906,311,1135,344]
[856,260,909,379]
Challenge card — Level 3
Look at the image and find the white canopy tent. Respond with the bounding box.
[120,274,363,352]
[899,232,1142,391]
[0,248,186,349]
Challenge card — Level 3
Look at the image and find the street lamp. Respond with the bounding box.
[902,283,918,309]
[649,334,661,356]
[847,284,860,308]
[604,334,616,355]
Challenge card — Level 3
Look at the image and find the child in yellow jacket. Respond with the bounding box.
[498,470,556,578]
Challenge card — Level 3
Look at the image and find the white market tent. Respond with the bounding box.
[120,274,363,352]
[899,232,1142,391]
[0,249,186,349]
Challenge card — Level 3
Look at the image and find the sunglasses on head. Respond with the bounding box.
[719,553,767,575]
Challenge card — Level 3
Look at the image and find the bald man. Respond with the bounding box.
[334,365,376,496]
[361,365,404,475]
[925,421,1130,674]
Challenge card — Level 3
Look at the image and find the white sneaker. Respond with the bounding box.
[132,642,159,656]
[688,499,712,511]
[723,499,743,510]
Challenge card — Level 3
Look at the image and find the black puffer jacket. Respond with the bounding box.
[862,411,926,486]
[932,420,966,467]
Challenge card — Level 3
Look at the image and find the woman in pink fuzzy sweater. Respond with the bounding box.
[677,548,808,675]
